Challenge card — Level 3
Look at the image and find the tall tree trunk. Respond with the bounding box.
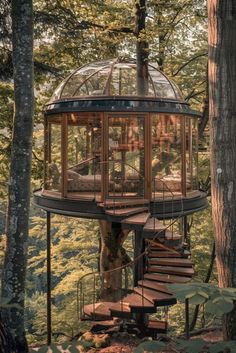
[135,0,149,96]
[1,0,34,352]
[0,322,16,353]
[99,221,130,302]
[208,0,236,340]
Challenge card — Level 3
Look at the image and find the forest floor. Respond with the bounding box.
[30,329,223,353]
[86,329,223,353]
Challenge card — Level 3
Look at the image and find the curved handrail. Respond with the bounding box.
[76,215,183,320]
[76,175,185,319]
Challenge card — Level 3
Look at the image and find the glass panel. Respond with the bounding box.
[119,68,137,96]
[186,118,199,192]
[49,60,184,101]
[148,67,176,99]
[192,119,199,189]
[45,116,62,192]
[66,113,102,196]
[171,80,183,100]
[152,114,182,196]
[186,117,192,191]
[108,116,145,197]
[62,65,111,97]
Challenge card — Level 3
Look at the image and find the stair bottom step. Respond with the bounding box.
[83,302,113,320]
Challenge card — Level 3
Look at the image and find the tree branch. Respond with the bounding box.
[173,52,207,76]
[185,89,205,102]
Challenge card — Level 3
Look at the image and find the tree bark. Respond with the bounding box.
[0,322,16,353]
[135,0,149,96]
[1,0,34,352]
[208,0,236,340]
[99,221,130,302]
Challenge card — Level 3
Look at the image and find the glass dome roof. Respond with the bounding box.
[50,58,183,102]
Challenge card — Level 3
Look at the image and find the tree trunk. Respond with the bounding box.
[135,0,149,96]
[208,0,236,340]
[99,221,130,302]
[1,0,34,352]
[0,322,16,353]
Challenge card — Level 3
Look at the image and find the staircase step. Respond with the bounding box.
[147,239,181,253]
[121,293,157,313]
[147,319,168,334]
[133,287,176,306]
[165,230,182,240]
[137,280,173,294]
[98,199,149,208]
[149,250,190,258]
[149,251,183,258]
[109,302,134,319]
[148,265,194,277]
[83,302,113,321]
[148,258,193,268]
[144,273,192,283]
[143,218,166,232]
[122,212,150,225]
[105,207,148,217]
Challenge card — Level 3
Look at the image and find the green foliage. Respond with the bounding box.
[0,82,13,197]
[0,0,211,347]
[209,341,236,353]
[169,282,236,317]
[36,346,49,353]
[166,206,215,334]
[133,340,165,353]
[176,339,206,353]
[135,338,236,353]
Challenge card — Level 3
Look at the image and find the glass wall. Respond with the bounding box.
[192,119,199,190]
[45,116,62,192]
[152,114,182,195]
[107,115,145,197]
[186,117,192,191]
[67,113,102,195]
[44,112,199,200]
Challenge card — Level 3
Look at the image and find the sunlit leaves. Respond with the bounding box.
[168,282,236,316]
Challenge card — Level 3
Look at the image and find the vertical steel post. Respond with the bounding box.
[134,231,145,286]
[46,211,52,346]
[183,215,190,248]
[185,298,190,339]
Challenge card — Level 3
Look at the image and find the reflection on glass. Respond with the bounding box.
[192,119,198,189]
[67,113,102,195]
[186,117,192,191]
[152,114,182,194]
[50,59,181,100]
[45,116,62,191]
[108,116,145,197]
[186,117,199,192]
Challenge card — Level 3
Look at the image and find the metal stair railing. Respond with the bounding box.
[76,176,185,322]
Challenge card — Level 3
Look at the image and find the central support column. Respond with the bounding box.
[134,231,145,285]
[99,221,130,302]
[134,230,148,329]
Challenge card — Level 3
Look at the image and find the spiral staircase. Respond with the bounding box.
[77,196,195,337]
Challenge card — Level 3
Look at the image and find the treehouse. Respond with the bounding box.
[33,58,208,341]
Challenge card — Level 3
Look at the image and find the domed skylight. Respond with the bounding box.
[50,58,183,102]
